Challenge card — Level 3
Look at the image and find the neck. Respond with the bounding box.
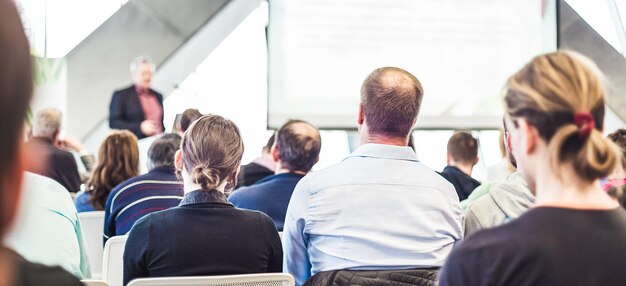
[275,165,307,175]
[182,171,227,194]
[533,162,618,210]
[360,132,408,147]
[449,162,473,176]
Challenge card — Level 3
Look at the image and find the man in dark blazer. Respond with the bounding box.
[25,108,82,193]
[109,56,165,139]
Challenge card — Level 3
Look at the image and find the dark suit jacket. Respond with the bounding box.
[24,137,82,193]
[229,173,305,231]
[109,85,164,139]
[123,190,283,285]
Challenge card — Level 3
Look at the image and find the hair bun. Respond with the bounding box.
[191,166,221,190]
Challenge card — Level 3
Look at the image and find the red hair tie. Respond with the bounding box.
[573,112,595,139]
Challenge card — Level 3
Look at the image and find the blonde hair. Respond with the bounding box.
[180,114,244,191]
[504,51,620,182]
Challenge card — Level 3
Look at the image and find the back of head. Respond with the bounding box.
[504,51,619,182]
[32,108,62,139]
[607,129,626,169]
[181,114,244,191]
[276,120,321,173]
[263,133,276,154]
[361,67,424,138]
[0,0,34,238]
[180,108,203,133]
[447,131,479,165]
[148,133,182,170]
[88,130,140,209]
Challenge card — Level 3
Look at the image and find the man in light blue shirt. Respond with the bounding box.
[282,67,463,286]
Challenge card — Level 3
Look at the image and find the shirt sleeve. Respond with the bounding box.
[464,207,484,237]
[123,216,151,285]
[438,242,480,286]
[282,177,312,286]
[103,189,117,246]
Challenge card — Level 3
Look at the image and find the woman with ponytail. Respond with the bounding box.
[123,114,282,285]
[439,51,626,286]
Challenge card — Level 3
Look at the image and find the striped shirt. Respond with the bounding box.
[103,167,183,244]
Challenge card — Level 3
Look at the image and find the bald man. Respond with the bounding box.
[282,67,462,286]
[229,120,321,231]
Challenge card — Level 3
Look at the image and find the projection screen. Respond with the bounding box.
[268,0,557,129]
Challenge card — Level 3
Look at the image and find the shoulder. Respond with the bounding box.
[21,172,76,217]
[446,222,518,269]
[23,172,69,195]
[113,85,135,95]
[228,186,253,203]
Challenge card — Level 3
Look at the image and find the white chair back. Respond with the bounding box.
[82,279,109,286]
[103,235,128,286]
[127,273,295,286]
[78,211,105,279]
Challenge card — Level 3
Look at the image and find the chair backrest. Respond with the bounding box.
[82,279,109,286]
[102,235,128,286]
[127,273,295,286]
[78,211,105,279]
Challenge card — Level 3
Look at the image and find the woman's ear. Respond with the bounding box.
[518,118,538,155]
[174,149,183,172]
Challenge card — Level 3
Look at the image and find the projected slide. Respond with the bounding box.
[268,0,556,129]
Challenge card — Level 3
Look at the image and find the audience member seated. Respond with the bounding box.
[124,115,282,285]
[439,131,481,200]
[235,133,276,188]
[178,108,203,135]
[103,133,184,244]
[0,2,82,284]
[24,108,82,192]
[75,130,140,212]
[56,136,96,182]
[5,172,91,279]
[484,129,515,182]
[462,119,533,236]
[282,67,463,286]
[461,129,518,209]
[229,119,321,230]
[603,129,626,190]
[439,51,626,286]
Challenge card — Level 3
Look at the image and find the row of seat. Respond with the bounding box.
[83,273,294,286]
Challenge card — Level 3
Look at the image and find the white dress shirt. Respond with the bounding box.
[282,144,463,286]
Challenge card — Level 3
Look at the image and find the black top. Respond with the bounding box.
[236,162,274,189]
[109,85,164,139]
[8,248,82,286]
[439,166,480,201]
[439,207,626,286]
[229,173,305,231]
[123,190,283,285]
[24,137,82,193]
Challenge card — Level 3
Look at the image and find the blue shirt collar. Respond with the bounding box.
[180,190,232,207]
[347,143,419,162]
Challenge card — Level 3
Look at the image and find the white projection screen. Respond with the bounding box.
[267,0,557,129]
